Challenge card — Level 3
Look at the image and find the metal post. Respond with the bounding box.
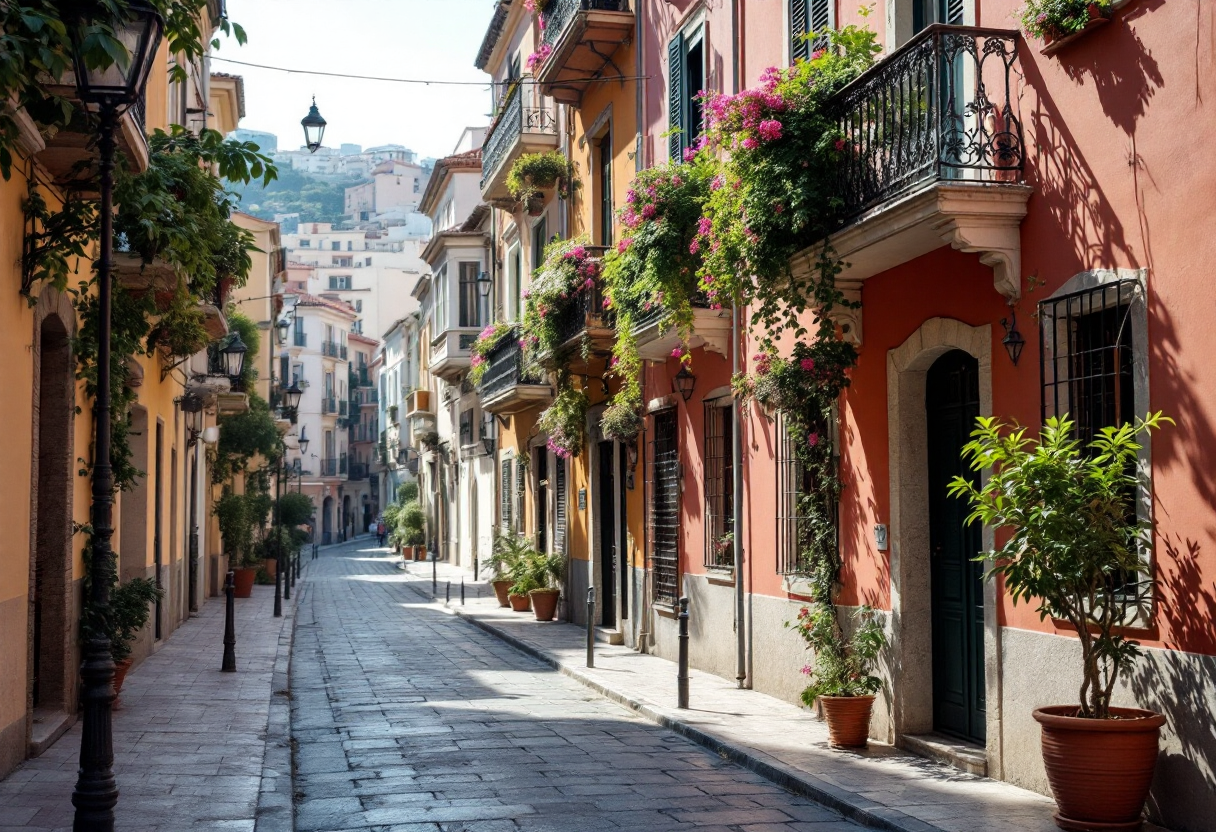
[586,587,596,668]
[460,578,465,605]
[73,106,120,832]
[292,547,298,586]
[445,581,451,604]
[432,553,437,596]
[274,459,283,617]
[221,571,236,673]
[677,596,690,709]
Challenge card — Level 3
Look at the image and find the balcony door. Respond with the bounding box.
[597,132,613,247]
[914,0,965,31]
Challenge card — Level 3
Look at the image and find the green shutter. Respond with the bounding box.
[668,31,686,162]
[501,459,512,533]
[944,0,965,24]
[790,0,809,63]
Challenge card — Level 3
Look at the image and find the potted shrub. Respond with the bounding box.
[486,533,532,607]
[506,150,573,205]
[789,604,886,747]
[214,490,257,597]
[524,550,565,622]
[949,413,1171,831]
[1020,0,1113,51]
[108,577,163,707]
[505,552,538,612]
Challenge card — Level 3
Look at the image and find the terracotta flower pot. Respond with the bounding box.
[819,694,875,748]
[1033,706,1165,831]
[508,593,532,612]
[530,589,560,622]
[526,194,545,217]
[232,567,257,598]
[113,658,134,710]
[492,580,513,608]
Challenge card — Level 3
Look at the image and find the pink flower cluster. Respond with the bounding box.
[525,43,552,71]
[700,71,790,152]
[753,352,772,376]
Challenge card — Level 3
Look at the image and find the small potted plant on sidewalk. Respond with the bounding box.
[214,489,258,597]
[790,603,886,748]
[525,550,565,622]
[505,548,540,613]
[485,533,531,607]
[108,577,164,708]
[949,413,1171,831]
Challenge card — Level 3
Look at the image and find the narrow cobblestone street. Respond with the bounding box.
[292,541,866,832]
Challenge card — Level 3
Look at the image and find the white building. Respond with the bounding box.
[344,159,430,221]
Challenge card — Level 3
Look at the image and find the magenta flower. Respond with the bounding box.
[671,348,683,358]
[757,119,783,141]
[683,147,697,162]
[741,137,759,150]
[834,138,847,152]
[807,432,820,447]
[697,216,713,236]
[689,239,700,254]
[641,204,656,220]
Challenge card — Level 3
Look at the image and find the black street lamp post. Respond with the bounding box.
[69,4,164,830]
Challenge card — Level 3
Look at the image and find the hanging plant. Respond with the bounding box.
[148,284,209,361]
[519,237,603,368]
[1019,0,1113,41]
[538,378,589,459]
[506,150,575,201]
[469,320,513,385]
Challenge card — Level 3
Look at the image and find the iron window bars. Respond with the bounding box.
[775,412,838,577]
[703,399,734,569]
[649,409,680,605]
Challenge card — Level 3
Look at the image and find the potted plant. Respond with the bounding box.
[524,549,565,622]
[108,577,164,707]
[789,604,886,747]
[949,413,1171,831]
[505,551,538,612]
[486,533,532,607]
[506,150,575,210]
[214,490,256,597]
[1020,0,1113,50]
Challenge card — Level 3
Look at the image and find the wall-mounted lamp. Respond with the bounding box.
[672,366,697,401]
[201,426,220,446]
[180,392,205,446]
[1001,309,1026,366]
[481,414,496,456]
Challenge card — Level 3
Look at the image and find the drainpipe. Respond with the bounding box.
[731,0,749,690]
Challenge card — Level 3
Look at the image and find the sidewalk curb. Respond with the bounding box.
[254,587,299,832]
[403,577,940,832]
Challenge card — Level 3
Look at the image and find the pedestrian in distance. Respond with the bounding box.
[376,519,386,547]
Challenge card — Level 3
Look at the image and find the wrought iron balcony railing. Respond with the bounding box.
[320,458,338,477]
[831,25,1023,225]
[348,462,369,481]
[322,397,338,414]
[480,328,546,399]
[541,0,630,51]
[551,250,613,348]
[293,332,307,347]
[321,340,341,357]
[482,81,557,186]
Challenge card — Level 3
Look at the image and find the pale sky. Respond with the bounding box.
[216,0,496,159]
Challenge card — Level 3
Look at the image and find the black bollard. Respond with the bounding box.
[460,578,465,606]
[222,571,237,673]
[432,553,437,596]
[291,548,298,587]
[284,549,291,602]
[273,546,282,618]
[586,587,596,668]
[445,580,451,604]
[677,596,690,709]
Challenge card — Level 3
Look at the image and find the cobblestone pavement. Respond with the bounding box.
[292,543,866,832]
[0,582,293,832]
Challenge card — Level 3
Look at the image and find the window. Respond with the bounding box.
[333,256,353,267]
[667,23,705,162]
[435,265,449,333]
[515,460,526,535]
[1040,277,1148,607]
[650,410,680,604]
[776,412,836,576]
[704,400,735,568]
[789,0,835,64]
[329,275,352,290]
[507,244,522,321]
[279,354,289,389]
[293,316,305,347]
[365,257,372,266]
[458,261,483,328]
[459,408,474,447]
[300,239,310,248]
[413,179,420,194]
[531,217,548,273]
[500,459,513,532]
[597,131,613,246]
[347,241,353,251]
[554,456,567,556]
[331,241,341,251]
[914,0,965,33]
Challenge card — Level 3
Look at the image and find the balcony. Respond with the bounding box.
[481,82,559,203]
[34,92,151,188]
[322,397,338,415]
[633,297,732,362]
[321,340,342,358]
[348,462,369,481]
[535,0,634,105]
[479,328,553,415]
[429,327,481,382]
[320,458,338,477]
[542,248,614,366]
[789,25,1029,343]
[405,390,437,445]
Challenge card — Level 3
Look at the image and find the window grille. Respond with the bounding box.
[1039,279,1145,605]
[703,400,734,568]
[500,459,513,533]
[515,461,526,534]
[554,456,567,556]
[459,409,474,447]
[650,409,680,604]
[775,413,836,576]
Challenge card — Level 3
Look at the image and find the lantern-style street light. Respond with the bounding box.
[277,315,291,346]
[672,365,697,401]
[69,3,164,829]
[301,97,327,153]
[222,331,248,384]
[282,381,304,415]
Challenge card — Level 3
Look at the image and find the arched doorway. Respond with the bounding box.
[926,349,985,743]
[30,315,73,716]
[322,496,334,544]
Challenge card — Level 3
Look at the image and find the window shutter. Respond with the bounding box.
[944,0,965,24]
[554,457,567,556]
[668,32,686,162]
[515,461,526,534]
[501,459,512,533]
[790,0,809,63]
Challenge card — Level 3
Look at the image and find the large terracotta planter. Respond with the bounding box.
[232,567,257,598]
[491,580,512,608]
[819,694,875,748]
[508,593,532,612]
[113,658,134,710]
[530,589,560,622]
[1033,706,1165,831]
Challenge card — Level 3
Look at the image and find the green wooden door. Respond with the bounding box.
[927,350,985,744]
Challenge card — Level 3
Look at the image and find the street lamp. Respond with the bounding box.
[282,381,303,415]
[221,331,248,383]
[277,315,291,346]
[301,97,327,153]
[672,365,697,401]
[69,3,164,829]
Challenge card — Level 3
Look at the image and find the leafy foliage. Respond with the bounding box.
[537,381,589,460]
[469,320,512,386]
[1019,0,1112,40]
[107,577,164,662]
[949,413,1172,719]
[212,392,281,484]
[277,491,314,527]
[789,605,886,701]
[506,150,575,200]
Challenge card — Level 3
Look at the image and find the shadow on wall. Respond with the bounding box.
[1020,15,1162,275]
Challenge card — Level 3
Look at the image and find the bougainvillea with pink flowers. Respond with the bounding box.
[468,320,513,386]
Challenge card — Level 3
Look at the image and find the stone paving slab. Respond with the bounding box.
[0,582,294,832]
[292,542,872,832]
[399,558,1172,832]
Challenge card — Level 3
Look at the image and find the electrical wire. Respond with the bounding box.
[209,56,651,87]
